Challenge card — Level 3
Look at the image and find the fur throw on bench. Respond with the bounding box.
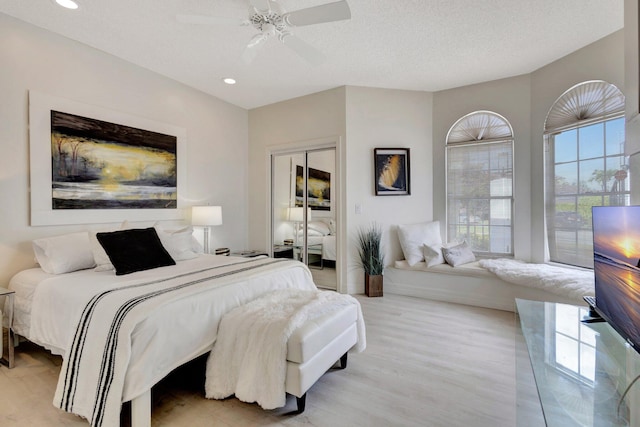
[479,258,594,301]
[205,289,366,410]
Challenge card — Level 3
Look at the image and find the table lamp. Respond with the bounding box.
[191,205,222,254]
[287,207,311,245]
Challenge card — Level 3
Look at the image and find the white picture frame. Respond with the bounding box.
[29,91,187,226]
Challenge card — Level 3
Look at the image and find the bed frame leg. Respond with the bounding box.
[130,390,151,427]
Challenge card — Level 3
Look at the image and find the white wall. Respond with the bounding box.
[529,30,624,262]
[248,86,433,294]
[625,0,640,156]
[0,14,249,283]
[432,30,624,264]
[248,87,347,252]
[344,87,433,293]
[432,74,532,260]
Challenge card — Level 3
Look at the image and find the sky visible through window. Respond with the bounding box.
[554,118,625,188]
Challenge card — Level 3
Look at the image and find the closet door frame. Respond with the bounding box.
[267,136,346,293]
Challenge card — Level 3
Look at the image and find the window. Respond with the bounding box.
[446,111,514,256]
[545,81,626,268]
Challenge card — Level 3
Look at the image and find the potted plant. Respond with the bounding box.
[356,223,385,297]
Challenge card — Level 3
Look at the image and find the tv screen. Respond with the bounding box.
[592,205,640,354]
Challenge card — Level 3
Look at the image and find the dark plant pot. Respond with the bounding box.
[365,273,383,297]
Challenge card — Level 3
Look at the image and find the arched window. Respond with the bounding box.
[544,80,626,268]
[446,111,514,256]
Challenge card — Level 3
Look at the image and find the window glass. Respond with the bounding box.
[545,81,626,268]
[446,112,513,256]
[578,123,604,160]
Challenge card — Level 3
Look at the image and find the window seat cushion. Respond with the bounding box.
[393,260,493,278]
[478,258,594,302]
[387,258,590,311]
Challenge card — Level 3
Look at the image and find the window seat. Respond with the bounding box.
[385,259,593,312]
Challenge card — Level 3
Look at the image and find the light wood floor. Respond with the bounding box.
[0,294,533,426]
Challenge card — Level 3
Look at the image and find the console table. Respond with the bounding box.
[516,299,640,426]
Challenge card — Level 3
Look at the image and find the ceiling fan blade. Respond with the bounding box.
[281,35,326,66]
[176,14,245,26]
[284,0,351,27]
[248,0,271,12]
[241,34,269,63]
[241,47,258,64]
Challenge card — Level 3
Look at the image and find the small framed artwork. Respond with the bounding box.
[374,148,410,196]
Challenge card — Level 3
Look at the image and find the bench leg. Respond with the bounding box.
[286,352,348,416]
[285,393,307,415]
[296,394,306,413]
[339,352,348,369]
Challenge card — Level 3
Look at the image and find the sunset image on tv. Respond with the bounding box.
[592,206,640,350]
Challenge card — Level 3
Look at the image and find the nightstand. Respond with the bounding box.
[0,287,15,368]
[273,245,293,259]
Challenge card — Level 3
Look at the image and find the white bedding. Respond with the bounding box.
[7,268,54,338]
[307,235,336,261]
[10,255,316,427]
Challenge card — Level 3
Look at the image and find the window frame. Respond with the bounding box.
[544,113,628,268]
[445,111,515,257]
[543,79,626,268]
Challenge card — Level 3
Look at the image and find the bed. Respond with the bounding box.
[8,251,317,427]
[303,220,336,262]
[306,234,336,262]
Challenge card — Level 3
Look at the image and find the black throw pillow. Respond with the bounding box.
[96,227,176,275]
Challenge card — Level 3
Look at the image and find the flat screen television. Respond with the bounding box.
[591,205,640,354]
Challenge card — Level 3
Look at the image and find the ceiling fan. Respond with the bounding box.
[177,0,351,65]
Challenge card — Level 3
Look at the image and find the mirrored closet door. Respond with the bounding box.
[271,148,337,290]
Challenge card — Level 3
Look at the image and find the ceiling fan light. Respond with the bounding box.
[53,0,79,9]
[223,78,236,85]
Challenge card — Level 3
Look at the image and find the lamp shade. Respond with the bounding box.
[191,206,223,226]
[287,207,311,222]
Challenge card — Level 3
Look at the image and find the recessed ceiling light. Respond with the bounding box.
[223,78,236,85]
[53,0,79,10]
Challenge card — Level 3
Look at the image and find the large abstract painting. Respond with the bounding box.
[51,111,177,210]
[295,165,331,211]
[30,91,186,225]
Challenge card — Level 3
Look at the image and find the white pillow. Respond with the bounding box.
[308,221,331,236]
[442,241,476,267]
[328,219,336,235]
[155,225,200,261]
[33,232,96,274]
[306,228,323,237]
[89,221,132,271]
[422,244,444,267]
[90,231,113,271]
[397,221,442,266]
[422,241,459,268]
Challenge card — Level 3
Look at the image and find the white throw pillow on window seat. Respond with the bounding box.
[397,221,442,266]
[422,241,461,268]
[442,241,476,267]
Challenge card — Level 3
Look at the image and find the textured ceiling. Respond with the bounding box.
[0,0,624,109]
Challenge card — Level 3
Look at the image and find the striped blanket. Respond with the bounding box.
[44,256,316,427]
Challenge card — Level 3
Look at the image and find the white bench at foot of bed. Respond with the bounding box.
[385,261,587,312]
[128,301,360,426]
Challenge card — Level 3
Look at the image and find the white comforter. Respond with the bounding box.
[28,255,315,427]
[479,258,594,301]
[205,289,366,409]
